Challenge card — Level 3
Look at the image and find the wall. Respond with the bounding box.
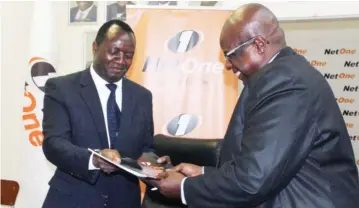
[1,1,359,207]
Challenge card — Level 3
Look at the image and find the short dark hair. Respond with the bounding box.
[95,20,135,45]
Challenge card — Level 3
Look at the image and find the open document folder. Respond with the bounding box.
[88,148,165,179]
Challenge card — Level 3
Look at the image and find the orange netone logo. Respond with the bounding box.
[23,90,43,146]
[23,57,56,146]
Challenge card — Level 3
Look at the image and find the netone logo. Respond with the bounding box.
[293,48,307,55]
[23,57,57,146]
[336,97,355,104]
[165,114,200,136]
[343,85,358,92]
[324,48,356,55]
[344,61,359,68]
[30,57,56,92]
[323,73,355,80]
[342,110,358,116]
[311,60,327,67]
[346,123,354,128]
[167,30,200,53]
[142,30,224,74]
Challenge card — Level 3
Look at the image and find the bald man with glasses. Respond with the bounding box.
[150,3,359,208]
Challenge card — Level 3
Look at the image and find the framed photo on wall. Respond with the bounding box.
[106,1,128,21]
[83,31,97,68]
[188,1,220,7]
[147,1,178,6]
[69,1,98,25]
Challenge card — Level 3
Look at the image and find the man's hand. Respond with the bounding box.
[156,155,171,165]
[138,154,172,168]
[92,149,121,174]
[101,149,121,163]
[171,163,202,177]
[155,171,185,199]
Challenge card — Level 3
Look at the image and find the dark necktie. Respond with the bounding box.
[106,84,121,149]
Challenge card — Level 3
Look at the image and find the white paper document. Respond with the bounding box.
[88,148,164,179]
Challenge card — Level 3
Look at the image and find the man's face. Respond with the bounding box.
[220,26,265,83]
[93,25,136,83]
[76,1,93,11]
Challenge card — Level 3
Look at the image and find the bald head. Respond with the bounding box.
[221,3,285,50]
[220,3,286,83]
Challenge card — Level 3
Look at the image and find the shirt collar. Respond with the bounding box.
[268,51,280,64]
[79,3,94,14]
[90,64,123,90]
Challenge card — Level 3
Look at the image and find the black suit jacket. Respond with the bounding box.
[184,47,359,208]
[70,5,97,22]
[42,69,154,208]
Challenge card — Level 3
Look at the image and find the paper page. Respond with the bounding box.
[88,148,163,179]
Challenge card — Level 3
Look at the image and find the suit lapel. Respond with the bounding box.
[79,69,108,149]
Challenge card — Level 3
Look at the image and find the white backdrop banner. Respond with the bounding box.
[286,28,359,171]
[21,1,57,207]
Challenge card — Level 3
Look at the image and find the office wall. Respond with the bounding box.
[1,1,359,207]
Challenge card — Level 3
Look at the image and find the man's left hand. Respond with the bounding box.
[155,171,185,199]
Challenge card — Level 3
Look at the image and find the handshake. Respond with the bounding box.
[92,149,201,199]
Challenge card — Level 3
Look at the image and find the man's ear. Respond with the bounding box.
[254,37,267,54]
[92,41,99,56]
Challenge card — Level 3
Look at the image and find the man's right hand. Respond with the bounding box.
[171,163,202,177]
[92,149,121,174]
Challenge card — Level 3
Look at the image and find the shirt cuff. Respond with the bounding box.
[202,166,205,174]
[88,153,100,170]
[181,177,187,205]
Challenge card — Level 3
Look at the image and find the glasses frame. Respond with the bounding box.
[224,37,257,60]
[224,36,273,60]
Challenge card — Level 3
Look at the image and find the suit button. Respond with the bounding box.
[104,203,107,207]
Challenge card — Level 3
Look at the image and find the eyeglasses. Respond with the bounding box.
[224,37,257,60]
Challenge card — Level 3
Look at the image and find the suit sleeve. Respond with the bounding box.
[203,166,216,174]
[142,91,155,153]
[42,78,99,184]
[184,85,316,207]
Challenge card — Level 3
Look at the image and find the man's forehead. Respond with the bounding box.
[220,23,243,50]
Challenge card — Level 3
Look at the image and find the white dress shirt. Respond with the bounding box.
[74,3,94,21]
[180,51,281,205]
[88,64,123,169]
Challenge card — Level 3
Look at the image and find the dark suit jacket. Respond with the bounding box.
[183,47,359,208]
[70,5,97,22]
[42,69,154,208]
[107,3,126,21]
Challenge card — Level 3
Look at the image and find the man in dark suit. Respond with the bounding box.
[106,1,128,21]
[42,20,154,207]
[152,3,359,208]
[70,1,97,22]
